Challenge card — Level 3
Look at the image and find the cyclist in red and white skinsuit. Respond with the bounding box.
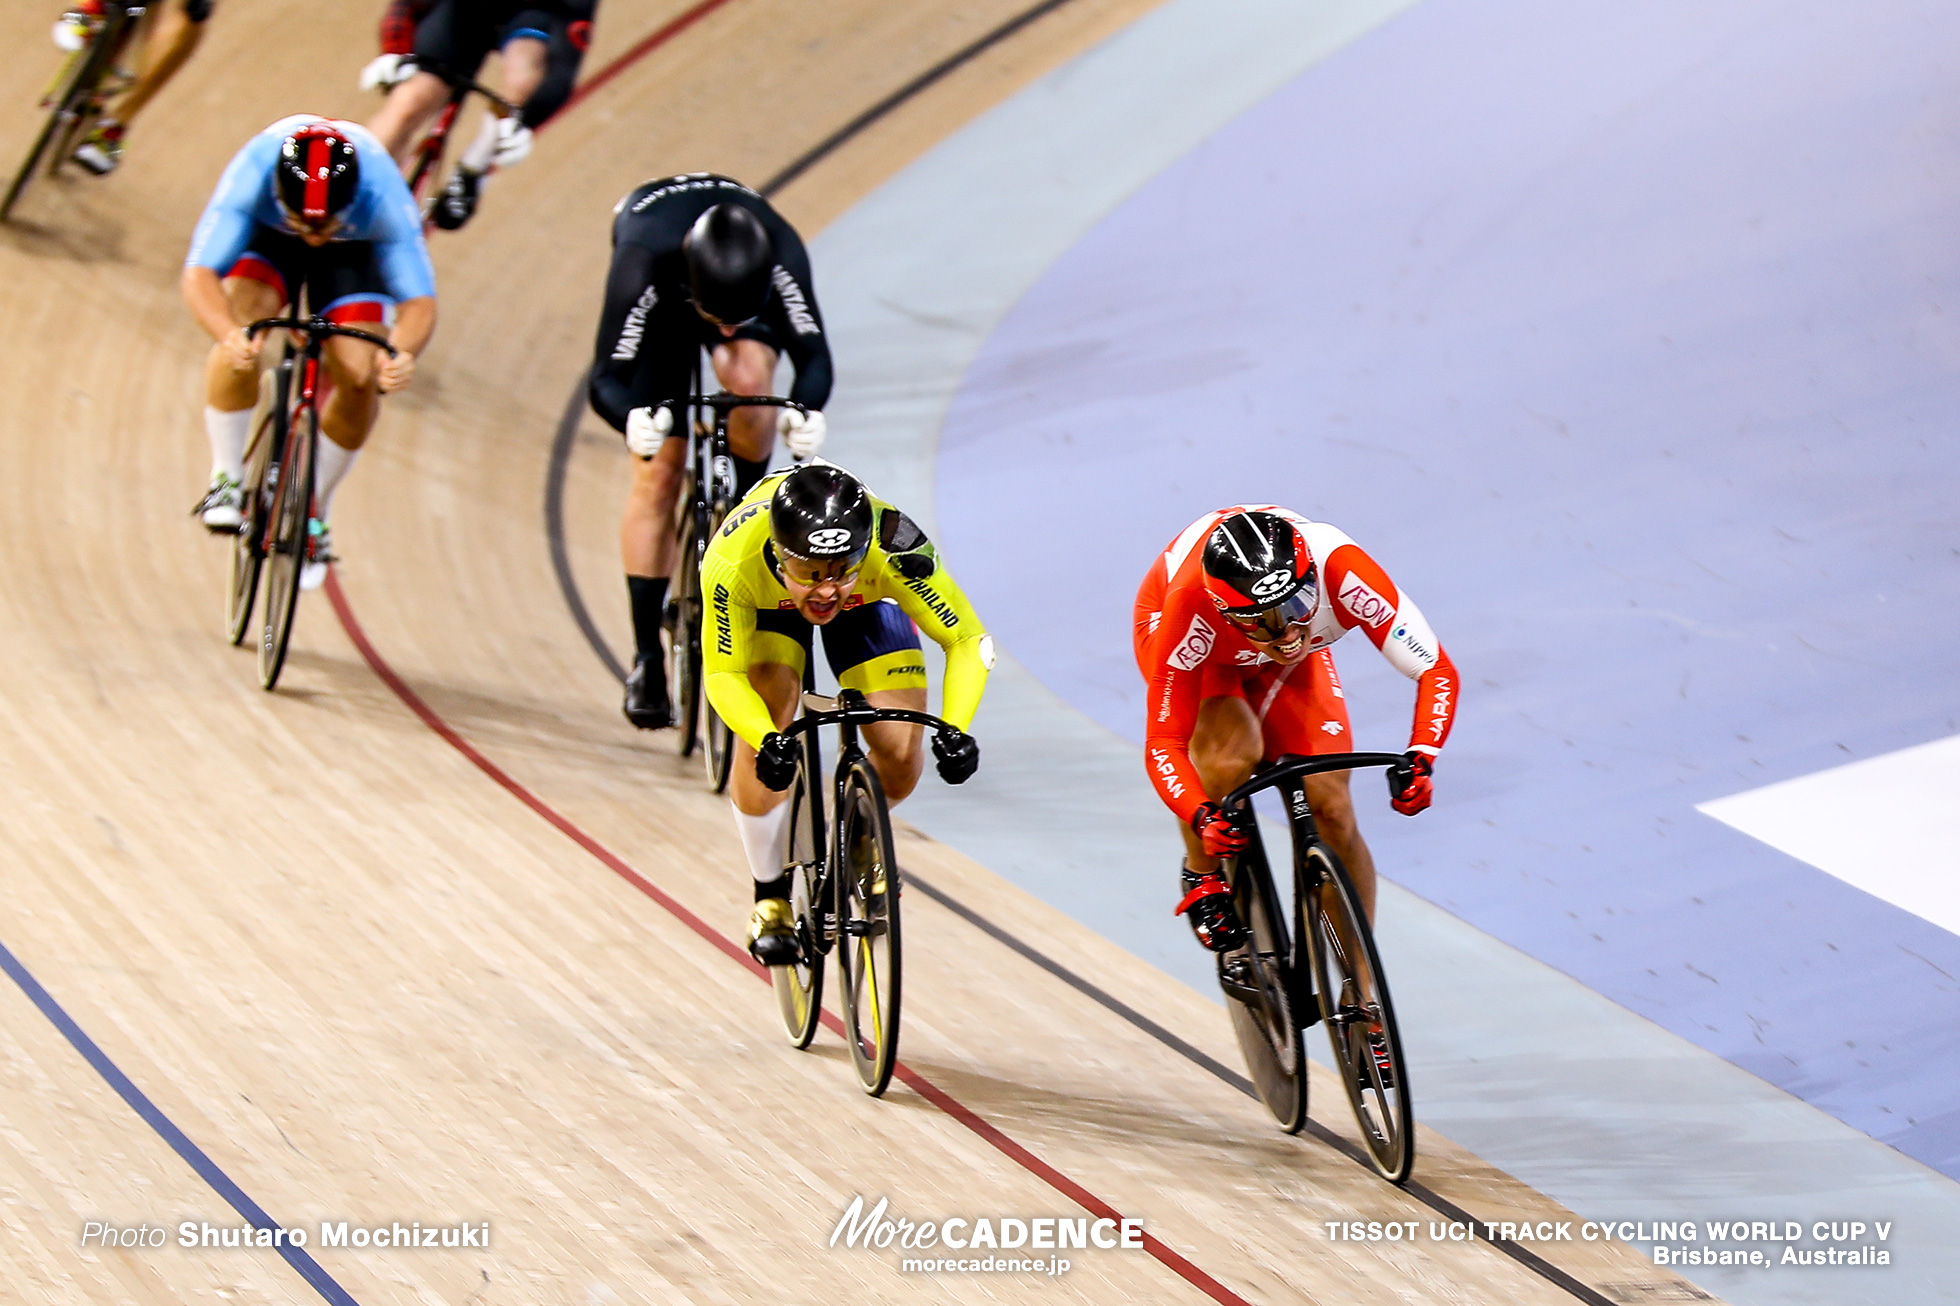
[1135,506,1457,952]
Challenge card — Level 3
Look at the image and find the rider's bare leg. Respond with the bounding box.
[620,436,684,580]
[712,339,780,476]
[1302,769,1378,920]
[200,276,281,481]
[1180,694,1263,875]
[105,2,204,128]
[319,333,382,452]
[457,38,547,173]
[861,688,927,804]
[367,70,454,166]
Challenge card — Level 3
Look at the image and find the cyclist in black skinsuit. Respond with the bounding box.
[588,173,834,729]
[363,0,598,228]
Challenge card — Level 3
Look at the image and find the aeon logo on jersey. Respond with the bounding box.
[1166,614,1215,671]
[1250,569,1293,601]
[807,528,854,552]
[1337,575,1393,628]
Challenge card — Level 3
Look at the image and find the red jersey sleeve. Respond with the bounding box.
[1141,581,1224,826]
[1322,543,1457,757]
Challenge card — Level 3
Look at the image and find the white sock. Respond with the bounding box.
[459,114,498,173]
[205,406,251,482]
[315,437,359,524]
[734,801,793,886]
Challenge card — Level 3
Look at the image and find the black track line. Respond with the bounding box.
[541,7,1617,1302]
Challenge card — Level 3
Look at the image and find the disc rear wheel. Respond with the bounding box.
[836,760,901,1096]
[1307,844,1413,1182]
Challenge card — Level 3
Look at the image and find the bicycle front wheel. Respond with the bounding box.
[1222,836,1307,1132]
[1306,844,1413,1182]
[226,367,287,645]
[1,24,116,221]
[836,758,902,1096]
[702,497,736,791]
[258,387,316,690]
[772,755,826,1049]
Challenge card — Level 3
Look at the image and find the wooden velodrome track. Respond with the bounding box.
[0,3,1719,1302]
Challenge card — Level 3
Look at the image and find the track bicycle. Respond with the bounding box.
[224,315,395,691]
[3,1,152,221]
[392,56,517,217]
[1212,751,1416,1182]
[769,688,967,1096]
[663,389,811,792]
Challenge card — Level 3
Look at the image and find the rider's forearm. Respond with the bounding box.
[390,296,437,357]
[939,638,990,733]
[705,671,780,751]
[1408,647,1457,755]
[181,266,241,344]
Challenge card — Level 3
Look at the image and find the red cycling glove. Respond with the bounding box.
[1387,752,1434,816]
[1190,801,1250,858]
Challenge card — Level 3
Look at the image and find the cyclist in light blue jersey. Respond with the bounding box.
[181,115,437,588]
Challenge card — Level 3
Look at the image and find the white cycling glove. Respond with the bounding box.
[778,408,826,460]
[53,17,90,52]
[491,117,534,168]
[360,53,413,93]
[625,405,673,459]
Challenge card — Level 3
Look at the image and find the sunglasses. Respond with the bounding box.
[780,555,862,589]
[1222,583,1317,642]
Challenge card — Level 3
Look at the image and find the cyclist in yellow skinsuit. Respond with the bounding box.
[701,461,992,962]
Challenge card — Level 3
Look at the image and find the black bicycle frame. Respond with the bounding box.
[1219,751,1405,1024]
[781,688,955,955]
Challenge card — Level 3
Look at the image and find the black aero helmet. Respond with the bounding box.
[683,203,775,325]
[771,463,873,565]
[275,124,360,231]
[1202,510,1318,618]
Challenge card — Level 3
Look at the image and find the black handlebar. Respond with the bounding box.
[246,317,398,357]
[684,392,811,417]
[783,689,961,741]
[1220,751,1406,810]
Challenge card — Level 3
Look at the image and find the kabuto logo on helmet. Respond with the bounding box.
[807,528,854,552]
[1250,569,1293,601]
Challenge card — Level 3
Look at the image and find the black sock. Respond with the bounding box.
[754,872,790,902]
[626,576,669,666]
[733,454,770,500]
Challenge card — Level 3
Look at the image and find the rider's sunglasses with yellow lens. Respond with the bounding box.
[780,554,863,589]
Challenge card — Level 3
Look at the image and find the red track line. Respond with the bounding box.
[555,0,745,122]
[321,571,1252,1306]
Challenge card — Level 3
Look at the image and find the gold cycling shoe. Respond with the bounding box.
[747,897,800,966]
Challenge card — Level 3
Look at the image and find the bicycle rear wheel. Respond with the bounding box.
[258,385,316,690]
[226,366,287,645]
[836,758,901,1095]
[1221,835,1308,1132]
[667,497,705,757]
[1305,843,1413,1182]
[772,751,826,1049]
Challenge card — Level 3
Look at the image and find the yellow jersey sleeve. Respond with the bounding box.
[700,486,782,750]
[861,504,992,732]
